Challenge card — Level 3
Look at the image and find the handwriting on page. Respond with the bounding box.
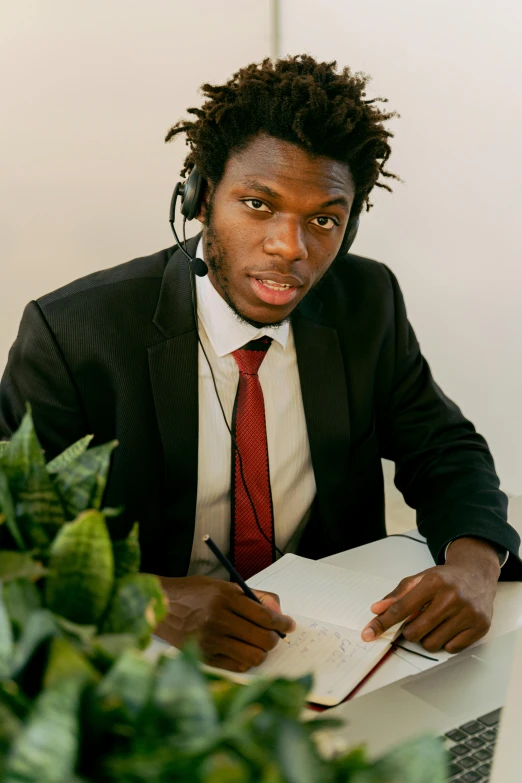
[248,614,389,702]
[248,554,397,632]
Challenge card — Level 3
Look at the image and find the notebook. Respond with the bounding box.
[221,554,403,706]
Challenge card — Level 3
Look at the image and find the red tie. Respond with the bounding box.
[230,337,275,580]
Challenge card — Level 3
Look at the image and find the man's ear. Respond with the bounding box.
[196,180,212,224]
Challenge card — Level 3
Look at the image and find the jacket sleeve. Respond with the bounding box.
[378,267,522,580]
[0,300,89,460]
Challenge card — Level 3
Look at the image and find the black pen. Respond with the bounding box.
[203,534,288,640]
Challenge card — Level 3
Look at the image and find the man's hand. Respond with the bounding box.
[155,575,296,672]
[361,537,501,654]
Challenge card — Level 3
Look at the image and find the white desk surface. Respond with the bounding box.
[319,495,522,697]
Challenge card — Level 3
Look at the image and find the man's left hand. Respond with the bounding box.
[361,537,502,654]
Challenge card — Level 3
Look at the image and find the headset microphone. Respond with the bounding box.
[169,176,209,276]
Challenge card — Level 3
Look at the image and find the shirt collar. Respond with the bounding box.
[194,236,290,357]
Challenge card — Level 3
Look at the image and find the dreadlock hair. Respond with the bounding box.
[165,54,400,254]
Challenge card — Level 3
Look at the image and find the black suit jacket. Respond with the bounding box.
[1,234,520,578]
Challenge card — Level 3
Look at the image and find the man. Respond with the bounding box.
[1,55,520,674]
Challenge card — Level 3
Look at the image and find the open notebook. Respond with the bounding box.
[224,554,402,706]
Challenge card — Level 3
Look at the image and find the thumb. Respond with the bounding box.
[370,574,424,613]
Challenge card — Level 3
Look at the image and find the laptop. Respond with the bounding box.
[319,627,522,782]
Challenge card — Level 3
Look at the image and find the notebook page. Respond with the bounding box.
[237,613,391,706]
[248,554,399,637]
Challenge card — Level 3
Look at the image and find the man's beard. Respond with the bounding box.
[202,201,337,329]
[203,207,289,330]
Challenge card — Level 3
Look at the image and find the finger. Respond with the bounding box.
[444,627,480,655]
[370,575,424,612]
[206,653,250,674]
[403,611,463,651]
[362,580,435,640]
[209,609,280,653]
[205,635,271,670]
[231,592,296,634]
[400,601,457,646]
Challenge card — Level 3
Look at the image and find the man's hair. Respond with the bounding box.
[165,54,399,247]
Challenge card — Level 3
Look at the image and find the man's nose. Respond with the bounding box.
[263,217,308,262]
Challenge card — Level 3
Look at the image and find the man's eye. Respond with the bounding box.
[243,199,271,212]
[311,216,338,230]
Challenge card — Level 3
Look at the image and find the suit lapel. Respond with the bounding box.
[292,293,351,536]
[148,236,200,575]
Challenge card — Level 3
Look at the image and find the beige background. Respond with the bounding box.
[280,0,522,497]
[1,1,519,527]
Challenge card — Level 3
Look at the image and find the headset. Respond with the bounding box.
[168,165,360,561]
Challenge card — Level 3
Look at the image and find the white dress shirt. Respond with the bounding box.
[188,238,317,579]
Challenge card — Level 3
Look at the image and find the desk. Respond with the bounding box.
[320,495,522,698]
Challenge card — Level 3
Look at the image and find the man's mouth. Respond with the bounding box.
[249,277,300,306]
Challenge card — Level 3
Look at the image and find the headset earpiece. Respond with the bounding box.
[343,214,360,254]
[180,167,204,221]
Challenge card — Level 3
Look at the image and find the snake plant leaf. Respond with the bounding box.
[351,735,447,783]
[45,510,114,625]
[0,406,45,476]
[43,637,100,690]
[51,441,118,519]
[52,615,97,646]
[0,585,14,679]
[45,435,94,474]
[112,522,140,578]
[0,551,47,583]
[275,718,329,783]
[200,750,253,782]
[2,580,42,637]
[0,409,66,549]
[2,675,86,783]
[99,573,167,646]
[0,469,26,550]
[89,633,137,669]
[95,648,155,722]
[10,610,59,680]
[150,650,219,745]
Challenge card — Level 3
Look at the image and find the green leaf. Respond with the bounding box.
[45,434,94,474]
[45,510,114,625]
[0,551,47,583]
[355,735,447,783]
[52,615,97,646]
[99,573,167,646]
[0,469,26,550]
[0,585,14,679]
[43,636,99,689]
[0,408,65,549]
[2,580,42,636]
[0,406,45,474]
[3,676,86,783]
[11,610,58,679]
[275,718,328,783]
[96,648,155,721]
[112,522,141,578]
[51,441,118,518]
[0,441,9,460]
[89,633,136,668]
[150,650,218,743]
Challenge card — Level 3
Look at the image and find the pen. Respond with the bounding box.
[203,534,288,640]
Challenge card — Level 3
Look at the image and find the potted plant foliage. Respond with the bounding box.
[0,408,446,782]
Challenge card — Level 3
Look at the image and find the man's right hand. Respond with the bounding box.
[154,575,296,672]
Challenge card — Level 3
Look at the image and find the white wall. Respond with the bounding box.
[0,0,271,365]
[280,0,522,495]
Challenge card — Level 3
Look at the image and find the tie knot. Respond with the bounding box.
[232,336,272,376]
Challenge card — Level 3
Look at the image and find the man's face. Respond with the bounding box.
[197,134,355,327]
